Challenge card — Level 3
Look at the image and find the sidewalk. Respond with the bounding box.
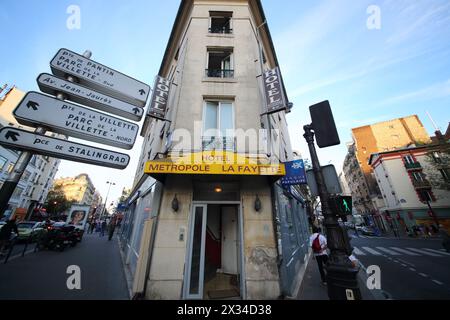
[296,254,386,300]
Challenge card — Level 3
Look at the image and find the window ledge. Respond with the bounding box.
[206,33,234,39]
[202,77,237,83]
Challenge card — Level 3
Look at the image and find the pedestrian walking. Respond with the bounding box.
[100,220,107,237]
[438,225,450,252]
[0,218,19,256]
[309,227,328,285]
[107,218,116,241]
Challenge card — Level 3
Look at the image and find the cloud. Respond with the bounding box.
[376,79,450,107]
[386,1,450,45]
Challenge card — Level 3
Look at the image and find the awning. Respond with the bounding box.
[144,151,285,183]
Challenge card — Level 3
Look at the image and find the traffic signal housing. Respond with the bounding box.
[329,195,352,221]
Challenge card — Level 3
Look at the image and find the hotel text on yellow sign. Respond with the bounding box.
[144,162,285,176]
[144,152,285,176]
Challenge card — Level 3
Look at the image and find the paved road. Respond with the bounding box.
[0,233,129,299]
[349,234,450,299]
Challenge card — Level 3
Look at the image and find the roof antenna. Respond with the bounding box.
[426,111,440,132]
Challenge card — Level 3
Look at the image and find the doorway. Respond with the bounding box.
[184,203,242,299]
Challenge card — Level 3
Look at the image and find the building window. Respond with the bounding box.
[22,170,31,182]
[403,155,415,164]
[202,100,234,150]
[206,48,234,78]
[412,171,424,182]
[439,168,450,181]
[432,152,443,164]
[0,156,7,171]
[11,186,24,200]
[418,190,433,202]
[209,11,232,34]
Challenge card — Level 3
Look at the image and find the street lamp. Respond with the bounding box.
[101,181,116,219]
[53,201,57,218]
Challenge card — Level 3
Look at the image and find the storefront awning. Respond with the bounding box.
[144,151,286,183]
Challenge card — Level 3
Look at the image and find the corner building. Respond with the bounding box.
[122,0,311,300]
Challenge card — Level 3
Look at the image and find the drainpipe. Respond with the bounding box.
[270,183,287,298]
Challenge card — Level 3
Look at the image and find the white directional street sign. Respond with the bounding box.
[0,127,130,169]
[37,73,144,121]
[13,92,138,150]
[50,48,150,107]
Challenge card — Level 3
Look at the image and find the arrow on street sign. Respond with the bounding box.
[37,73,144,122]
[0,127,130,169]
[50,48,150,107]
[13,92,138,150]
[27,101,39,110]
[5,130,20,142]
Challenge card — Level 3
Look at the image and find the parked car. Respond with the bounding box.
[17,221,45,241]
[361,226,377,236]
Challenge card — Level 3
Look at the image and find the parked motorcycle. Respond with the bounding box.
[36,222,77,251]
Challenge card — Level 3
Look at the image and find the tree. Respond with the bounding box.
[45,184,73,216]
[424,142,450,192]
[119,187,131,203]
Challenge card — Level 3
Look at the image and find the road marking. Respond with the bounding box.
[362,247,382,255]
[353,247,366,255]
[432,280,443,285]
[389,247,420,256]
[419,273,428,278]
[406,248,444,257]
[376,247,401,255]
[423,248,450,256]
[397,258,415,267]
[409,268,416,272]
[401,264,407,267]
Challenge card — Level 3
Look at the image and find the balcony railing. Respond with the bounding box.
[404,162,422,170]
[412,179,431,189]
[202,136,236,151]
[205,69,234,78]
[209,27,233,34]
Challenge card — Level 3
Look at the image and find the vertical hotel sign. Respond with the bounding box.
[263,67,287,114]
[147,76,171,120]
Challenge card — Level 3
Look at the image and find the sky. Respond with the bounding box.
[1,0,449,202]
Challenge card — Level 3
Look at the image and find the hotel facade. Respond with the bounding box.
[119,0,311,300]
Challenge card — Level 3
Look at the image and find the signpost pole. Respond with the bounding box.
[303,124,361,300]
[0,51,92,220]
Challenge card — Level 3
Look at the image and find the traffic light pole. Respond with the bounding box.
[303,124,362,300]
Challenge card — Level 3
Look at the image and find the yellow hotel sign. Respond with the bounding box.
[144,151,285,176]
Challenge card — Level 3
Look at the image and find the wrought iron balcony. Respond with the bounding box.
[202,136,236,151]
[404,162,422,170]
[205,69,234,78]
[208,27,233,34]
[412,179,431,189]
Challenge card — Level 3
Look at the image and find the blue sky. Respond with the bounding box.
[1,0,449,202]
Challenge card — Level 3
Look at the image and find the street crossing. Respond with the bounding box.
[353,246,450,257]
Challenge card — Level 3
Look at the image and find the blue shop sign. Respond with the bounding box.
[281,159,307,186]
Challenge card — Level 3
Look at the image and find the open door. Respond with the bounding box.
[185,205,207,299]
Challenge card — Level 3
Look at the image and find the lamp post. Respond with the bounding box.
[101,181,115,219]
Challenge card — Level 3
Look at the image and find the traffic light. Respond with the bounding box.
[337,195,352,215]
[329,195,352,221]
[309,100,340,148]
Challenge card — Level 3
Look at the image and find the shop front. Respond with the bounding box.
[141,151,289,299]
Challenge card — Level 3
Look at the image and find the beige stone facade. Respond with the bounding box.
[52,174,96,206]
[123,0,310,300]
